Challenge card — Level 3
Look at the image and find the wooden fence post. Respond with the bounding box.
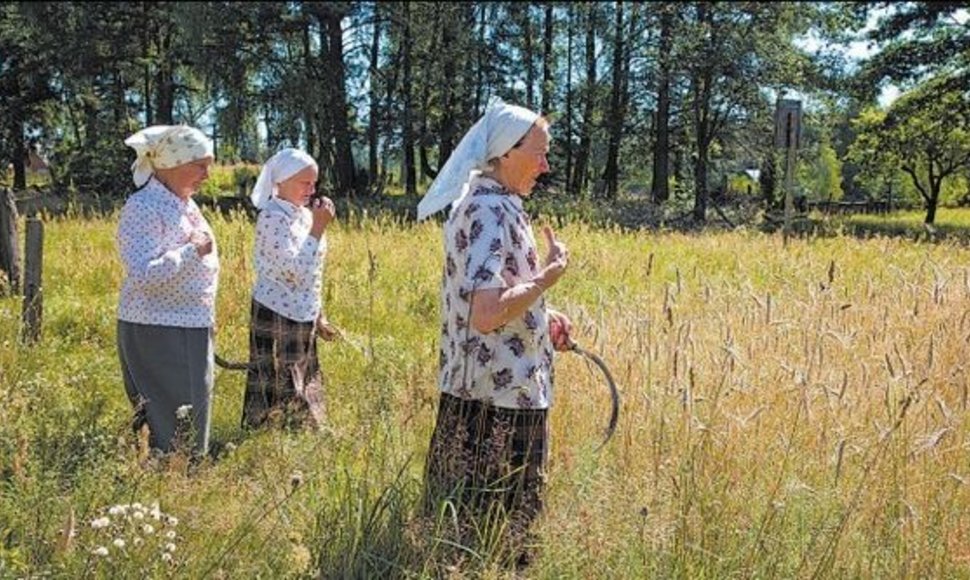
[0,187,20,295]
[21,216,43,344]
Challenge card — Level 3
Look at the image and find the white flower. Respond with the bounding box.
[133,537,143,547]
[150,507,162,520]
[132,511,145,520]
[165,530,177,540]
[161,552,173,563]
[113,538,126,549]
[108,506,123,516]
[90,517,110,529]
[166,516,179,527]
[164,543,176,553]
[92,546,109,557]
[142,524,155,535]
[132,503,143,511]
[175,405,192,420]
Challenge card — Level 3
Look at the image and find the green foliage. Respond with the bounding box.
[848,78,970,223]
[799,140,844,201]
[727,174,757,196]
[860,3,969,98]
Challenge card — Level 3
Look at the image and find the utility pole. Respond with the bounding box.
[775,98,802,247]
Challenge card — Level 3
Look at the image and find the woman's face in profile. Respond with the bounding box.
[277,165,319,207]
[156,157,213,197]
[499,125,550,196]
[181,158,213,192]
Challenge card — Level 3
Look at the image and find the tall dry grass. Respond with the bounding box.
[1,207,969,578]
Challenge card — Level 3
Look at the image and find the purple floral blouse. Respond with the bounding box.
[437,176,554,410]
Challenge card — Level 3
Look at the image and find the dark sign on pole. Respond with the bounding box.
[774,99,802,150]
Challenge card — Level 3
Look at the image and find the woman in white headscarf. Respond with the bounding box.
[419,98,573,567]
[241,148,338,430]
[117,124,218,456]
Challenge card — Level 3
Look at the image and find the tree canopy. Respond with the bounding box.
[0,1,965,223]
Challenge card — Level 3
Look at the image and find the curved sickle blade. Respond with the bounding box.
[214,353,251,371]
[569,343,620,451]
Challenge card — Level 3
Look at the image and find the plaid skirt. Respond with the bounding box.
[241,299,325,430]
[424,392,549,547]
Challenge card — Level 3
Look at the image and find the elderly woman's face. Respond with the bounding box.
[156,157,213,198]
[499,125,550,196]
[277,165,319,207]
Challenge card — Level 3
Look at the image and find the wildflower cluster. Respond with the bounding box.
[83,501,181,569]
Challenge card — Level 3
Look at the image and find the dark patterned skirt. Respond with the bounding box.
[424,391,549,554]
[241,299,325,430]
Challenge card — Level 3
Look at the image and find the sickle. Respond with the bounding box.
[217,338,621,450]
[214,327,367,373]
[214,353,251,371]
[568,341,620,451]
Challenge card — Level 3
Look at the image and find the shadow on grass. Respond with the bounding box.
[18,184,970,247]
[760,214,970,246]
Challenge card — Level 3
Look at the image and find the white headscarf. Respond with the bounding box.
[251,148,319,210]
[124,125,214,187]
[417,97,539,221]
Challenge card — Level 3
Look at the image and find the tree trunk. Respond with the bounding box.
[902,164,936,224]
[925,203,937,224]
[522,5,534,109]
[439,13,458,166]
[368,4,381,186]
[691,3,713,223]
[11,117,26,191]
[602,1,625,199]
[419,9,441,181]
[474,4,487,117]
[114,69,128,129]
[651,5,673,204]
[401,3,417,196]
[541,3,554,114]
[142,3,154,126]
[570,3,596,196]
[564,3,574,190]
[760,152,777,209]
[304,16,318,160]
[693,142,709,222]
[154,26,175,125]
[326,11,356,196]
[379,12,403,186]
[316,21,333,187]
[925,165,941,225]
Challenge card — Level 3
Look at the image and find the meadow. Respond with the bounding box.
[2,205,970,578]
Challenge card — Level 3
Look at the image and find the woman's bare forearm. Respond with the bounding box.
[470,264,560,333]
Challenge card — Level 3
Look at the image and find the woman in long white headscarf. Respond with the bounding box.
[241,148,338,430]
[419,98,573,567]
[117,124,218,456]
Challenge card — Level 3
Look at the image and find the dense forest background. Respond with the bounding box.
[1,2,968,223]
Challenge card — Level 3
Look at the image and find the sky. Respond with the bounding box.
[796,7,968,110]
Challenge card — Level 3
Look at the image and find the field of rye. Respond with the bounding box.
[2,207,970,578]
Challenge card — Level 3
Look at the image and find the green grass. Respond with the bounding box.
[829,207,970,244]
[2,208,970,578]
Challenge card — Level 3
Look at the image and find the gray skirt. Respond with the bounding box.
[117,320,213,455]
